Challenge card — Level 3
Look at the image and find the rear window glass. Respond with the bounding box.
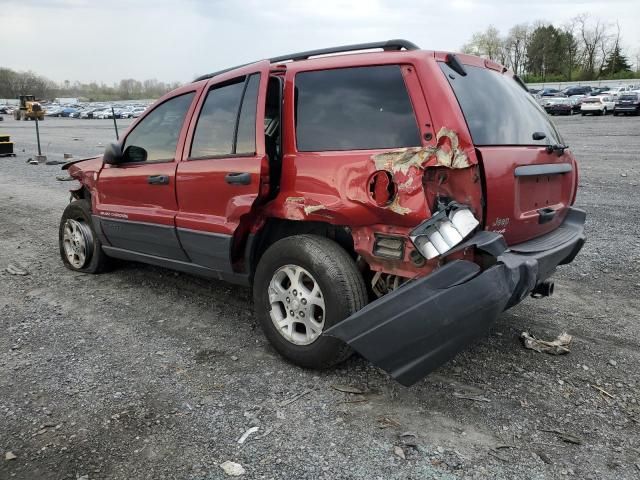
[619,94,638,101]
[295,65,420,151]
[440,63,563,146]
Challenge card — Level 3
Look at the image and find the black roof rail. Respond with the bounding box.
[194,39,419,82]
[268,39,419,63]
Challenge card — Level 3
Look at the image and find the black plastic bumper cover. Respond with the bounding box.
[325,208,586,386]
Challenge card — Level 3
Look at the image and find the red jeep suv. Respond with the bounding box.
[59,40,585,386]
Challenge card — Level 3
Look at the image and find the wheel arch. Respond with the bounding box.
[245,218,357,283]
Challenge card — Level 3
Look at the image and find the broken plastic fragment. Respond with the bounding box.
[521,332,572,355]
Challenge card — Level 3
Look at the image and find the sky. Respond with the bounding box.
[1,0,639,85]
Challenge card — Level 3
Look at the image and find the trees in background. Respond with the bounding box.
[0,68,180,101]
[460,14,637,82]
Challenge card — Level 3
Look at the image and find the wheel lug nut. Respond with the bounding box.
[289,310,294,316]
[301,298,307,305]
[299,311,305,317]
[292,289,297,295]
[286,297,290,303]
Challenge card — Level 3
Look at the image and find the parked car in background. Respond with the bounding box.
[93,109,112,119]
[563,86,592,97]
[613,93,640,116]
[542,97,573,115]
[539,88,563,97]
[581,96,615,115]
[80,108,103,119]
[45,107,63,117]
[131,107,146,118]
[604,86,633,97]
[568,95,585,113]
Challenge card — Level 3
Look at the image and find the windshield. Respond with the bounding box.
[439,63,563,146]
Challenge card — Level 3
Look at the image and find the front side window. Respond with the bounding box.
[123,92,194,162]
[190,74,260,158]
[295,65,421,152]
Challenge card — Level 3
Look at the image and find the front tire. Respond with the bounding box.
[59,199,111,273]
[253,235,368,369]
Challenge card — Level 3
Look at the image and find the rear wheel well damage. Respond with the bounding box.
[247,218,357,283]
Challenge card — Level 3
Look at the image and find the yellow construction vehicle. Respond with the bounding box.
[14,95,44,121]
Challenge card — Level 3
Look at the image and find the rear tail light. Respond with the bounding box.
[410,206,479,260]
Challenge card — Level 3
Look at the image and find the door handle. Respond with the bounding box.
[225,172,251,185]
[147,175,169,185]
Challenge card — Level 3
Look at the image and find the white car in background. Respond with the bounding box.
[600,86,632,97]
[580,96,615,116]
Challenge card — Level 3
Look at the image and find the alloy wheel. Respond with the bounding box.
[268,264,325,345]
[62,219,93,269]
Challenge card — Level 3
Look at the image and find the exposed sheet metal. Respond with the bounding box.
[371,127,472,175]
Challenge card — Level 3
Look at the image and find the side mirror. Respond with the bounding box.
[123,145,147,163]
[103,143,123,165]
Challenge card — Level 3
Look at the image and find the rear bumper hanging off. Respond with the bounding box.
[324,208,586,386]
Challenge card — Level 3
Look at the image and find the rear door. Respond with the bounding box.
[175,62,271,273]
[439,62,578,245]
[96,89,199,259]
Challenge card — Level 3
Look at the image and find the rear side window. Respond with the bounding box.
[190,74,260,158]
[440,63,563,146]
[295,65,420,151]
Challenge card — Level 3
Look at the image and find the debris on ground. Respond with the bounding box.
[377,416,401,429]
[453,392,491,403]
[219,461,245,476]
[278,388,313,407]
[45,160,67,165]
[6,263,28,276]
[237,426,259,444]
[393,446,406,460]
[56,175,74,181]
[398,432,419,448]
[541,429,583,445]
[5,451,17,461]
[521,331,572,355]
[591,385,614,398]
[331,384,365,394]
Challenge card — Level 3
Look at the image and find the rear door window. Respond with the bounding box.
[440,63,563,146]
[190,74,260,158]
[294,65,420,151]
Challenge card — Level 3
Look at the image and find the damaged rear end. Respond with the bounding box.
[325,53,585,386]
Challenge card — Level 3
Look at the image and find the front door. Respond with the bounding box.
[175,61,272,273]
[95,89,199,260]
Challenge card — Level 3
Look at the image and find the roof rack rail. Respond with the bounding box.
[194,39,419,82]
[269,39,419,63]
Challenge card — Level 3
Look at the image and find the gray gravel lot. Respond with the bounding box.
[1,115,639,479]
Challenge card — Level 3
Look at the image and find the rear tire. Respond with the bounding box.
[59,199,111,273]
[253,234,368,369]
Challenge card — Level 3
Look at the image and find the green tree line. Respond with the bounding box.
[0,67,181,101]
[461,14,639,82]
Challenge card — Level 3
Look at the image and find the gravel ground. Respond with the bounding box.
[0,115,639,480]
